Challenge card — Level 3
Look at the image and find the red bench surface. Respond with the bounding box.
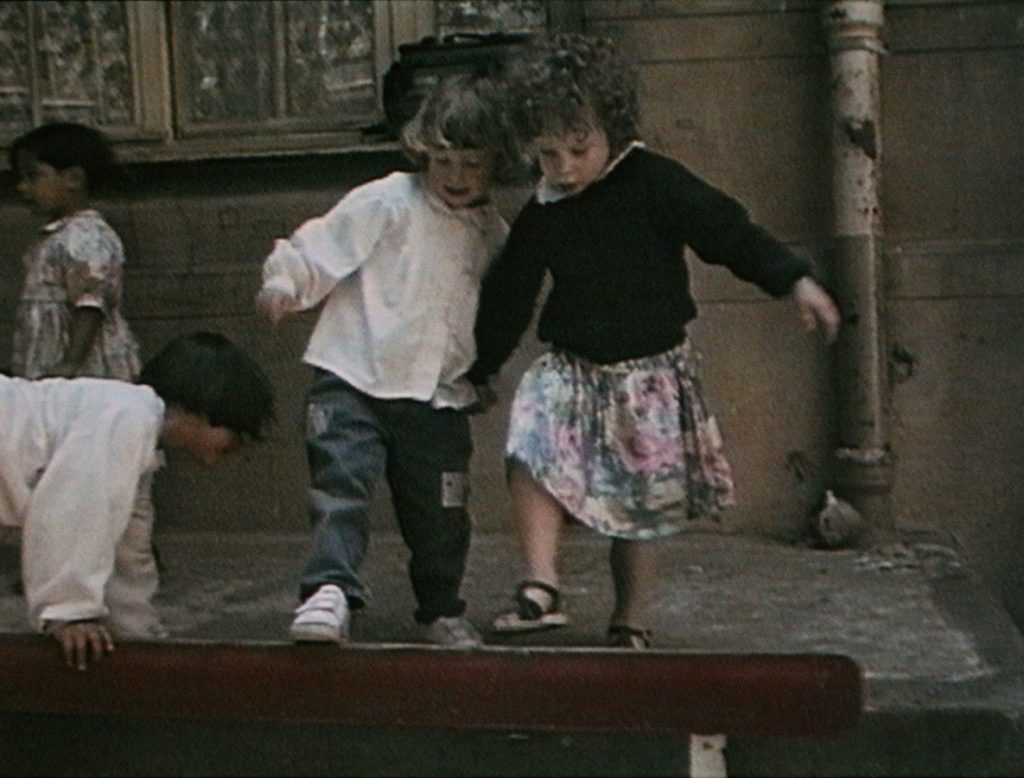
[0,636,862,736]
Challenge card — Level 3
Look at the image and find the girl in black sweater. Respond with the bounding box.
[470,34,839,648]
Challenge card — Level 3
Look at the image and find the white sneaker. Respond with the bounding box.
[290,584,349,643]
[423,616,481,649]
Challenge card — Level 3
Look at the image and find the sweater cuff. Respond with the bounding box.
[769,258,817,298]
[466,364,493,386]
[261,276,298,299]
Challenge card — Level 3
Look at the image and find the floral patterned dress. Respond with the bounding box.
[11,209,141,381]
[506,340,735,540]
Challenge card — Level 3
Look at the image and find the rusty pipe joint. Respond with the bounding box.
[822,1,885,54]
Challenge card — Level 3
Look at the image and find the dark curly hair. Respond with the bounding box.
[506,34,640,156]
[400,74,521,185]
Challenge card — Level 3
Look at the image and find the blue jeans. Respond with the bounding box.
[299,370,472,624]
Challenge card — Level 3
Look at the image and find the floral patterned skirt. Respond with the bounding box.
[505,340,735,540]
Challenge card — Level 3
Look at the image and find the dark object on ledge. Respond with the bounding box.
[382,32,532,137]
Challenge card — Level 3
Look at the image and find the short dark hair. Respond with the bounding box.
[138,332,275,441]
[400,74,522,185]
[507,34,640,156]
[8,122,122,194]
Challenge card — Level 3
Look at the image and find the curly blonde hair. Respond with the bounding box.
[400,74,520,185]
[506,34,640,156]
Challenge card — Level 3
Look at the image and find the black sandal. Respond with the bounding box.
[492,580,570,633]
[607,624,653,649]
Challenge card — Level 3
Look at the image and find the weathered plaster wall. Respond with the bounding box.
[881,2,1024,623]
[585,0,1024,621]
[0,1,1021,621]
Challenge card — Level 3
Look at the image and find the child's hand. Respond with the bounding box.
[45,619,115,671]
[792,277,840,344]
[467,382,498,415]
[255,288,296,325]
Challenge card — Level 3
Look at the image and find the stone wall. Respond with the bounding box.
[0,0,1021,623]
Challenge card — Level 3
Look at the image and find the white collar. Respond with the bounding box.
[41,208,99,234]
[535,141,645,204]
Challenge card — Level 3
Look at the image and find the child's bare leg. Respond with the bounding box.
[507,461,563,589]
[609,538,659,633]
[489,461,572,631]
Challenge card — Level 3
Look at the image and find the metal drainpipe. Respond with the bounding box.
[822,1,894,531]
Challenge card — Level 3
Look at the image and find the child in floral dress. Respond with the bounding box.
[469,35,840,648]
[9,122,141,381]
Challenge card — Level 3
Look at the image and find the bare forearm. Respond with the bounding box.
[63,307,104,373]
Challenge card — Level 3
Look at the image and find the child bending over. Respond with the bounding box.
[256,76,517,648]
[0,332,275,669]
[469,35,840,649]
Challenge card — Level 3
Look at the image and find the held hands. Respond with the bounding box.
[792,277,841,344]
[467,382,498,415]
[255,287,296,326]
[45,619,114,671]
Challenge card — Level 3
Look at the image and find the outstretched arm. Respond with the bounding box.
[468,211,546,386]
[792,276,840,344]
[257,186,396,325]
[23,395,162,660]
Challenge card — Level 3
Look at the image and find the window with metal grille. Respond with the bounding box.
[0,0,550,163]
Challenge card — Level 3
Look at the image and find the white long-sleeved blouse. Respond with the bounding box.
[261,172,508,409]
[0,377,164,629]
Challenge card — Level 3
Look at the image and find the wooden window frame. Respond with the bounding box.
[167,2,393,138]
[121,0,441,162]
[0,1,169,149]
[4,1,571,165]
